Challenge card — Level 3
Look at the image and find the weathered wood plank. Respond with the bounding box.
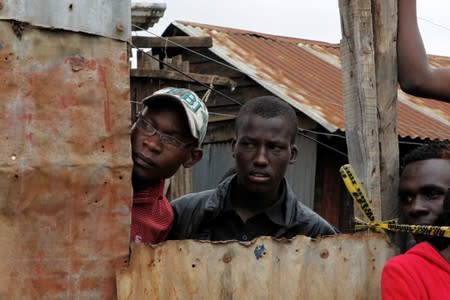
[132,36,213,48]
[130,69,236,87]
[339,0,382,220]
[339,0,399,220]
[373,0,399,220]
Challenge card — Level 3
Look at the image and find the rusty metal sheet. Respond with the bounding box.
[0,21,131,298]
[172,21,450,141]
[0,0,130,41]
[117,234,396,300]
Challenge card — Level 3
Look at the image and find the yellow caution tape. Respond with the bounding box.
[339,164,375,222]
[339,164,450,238]
[377,223,450,238]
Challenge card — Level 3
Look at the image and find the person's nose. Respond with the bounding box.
[253,146,269,166]
[142,132,163,154]
[408,196,429,217]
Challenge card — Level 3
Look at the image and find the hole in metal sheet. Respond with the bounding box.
[69,3,73,10]
[11,154,16,160]
[320,249,329,259]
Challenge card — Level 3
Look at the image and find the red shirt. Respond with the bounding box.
[130,180,174,244]
[381,242,450,300]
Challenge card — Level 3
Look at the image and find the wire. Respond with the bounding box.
[298,130,348,158]
[130,24,442,155]
[208,112,237,118]
[131,24,243,74]
[129,41,243,106]
[418,17,450,32]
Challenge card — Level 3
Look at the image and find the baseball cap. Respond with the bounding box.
[142,87,209,146]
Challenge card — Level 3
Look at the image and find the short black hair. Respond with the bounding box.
[401,140,450,172]
[235,96,298,143]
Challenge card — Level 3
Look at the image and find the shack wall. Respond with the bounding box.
[0,22,131,298]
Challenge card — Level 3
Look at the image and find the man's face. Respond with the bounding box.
[232,114,297,194]
[131,104,197,183]
[399,159,450,227]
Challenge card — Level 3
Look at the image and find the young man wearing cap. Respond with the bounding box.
[169,96,337,241]
[130,87,208,244]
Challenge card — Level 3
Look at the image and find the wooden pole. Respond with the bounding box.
[339,0,399,221]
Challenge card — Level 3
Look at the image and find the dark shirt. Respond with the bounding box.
[199,184,287,241]
[170,175,337,240]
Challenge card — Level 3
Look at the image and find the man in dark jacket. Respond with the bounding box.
[170,96,337,241]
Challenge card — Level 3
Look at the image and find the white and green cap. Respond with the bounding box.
[142,87,209,145]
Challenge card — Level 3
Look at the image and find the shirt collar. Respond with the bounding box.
[223,177,287,225]
[133,180,165,204]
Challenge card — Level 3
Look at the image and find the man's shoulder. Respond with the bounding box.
[169,188,221,240]
[170,189,221,221]
[286,190,338,236]
[171,189,215,209]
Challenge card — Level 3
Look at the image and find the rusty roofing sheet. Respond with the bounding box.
[173,21,450,141]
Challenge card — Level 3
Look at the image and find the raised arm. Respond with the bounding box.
[397,0,450,102]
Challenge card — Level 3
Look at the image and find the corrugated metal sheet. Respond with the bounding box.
[0,22,131,298]
[172,21,450,141]
[285,133,317,209]
[193,142,235,192]
[0,0,130,41]
[117,234,395,300]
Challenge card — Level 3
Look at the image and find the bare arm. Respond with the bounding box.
[398,0,450,102]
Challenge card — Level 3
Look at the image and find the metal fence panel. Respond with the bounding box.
[117,234,395,300]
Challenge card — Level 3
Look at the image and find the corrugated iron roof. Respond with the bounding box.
[171,21,449,141]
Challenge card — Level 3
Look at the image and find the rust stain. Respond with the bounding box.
[97,64,112,134]
[1,23,131,299]
[66,54,86,72]
[118,235,395,300]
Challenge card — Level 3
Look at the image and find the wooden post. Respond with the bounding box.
[339,0,399,221]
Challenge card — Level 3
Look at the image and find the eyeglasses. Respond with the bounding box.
[135,117,194,149]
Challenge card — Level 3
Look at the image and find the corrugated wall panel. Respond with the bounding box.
[193,142,235,192]
[0,0,130,41]
[117,234,395,299]
[0,23,131,298]
[285,133,317,209]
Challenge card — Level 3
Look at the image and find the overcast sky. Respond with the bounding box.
[134,0,450,56]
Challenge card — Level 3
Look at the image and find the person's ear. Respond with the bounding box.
[183,148,203,168]
[231,139,237,157]
[289,144,298,164]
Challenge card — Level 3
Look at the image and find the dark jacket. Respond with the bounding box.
[169,175,337,240]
